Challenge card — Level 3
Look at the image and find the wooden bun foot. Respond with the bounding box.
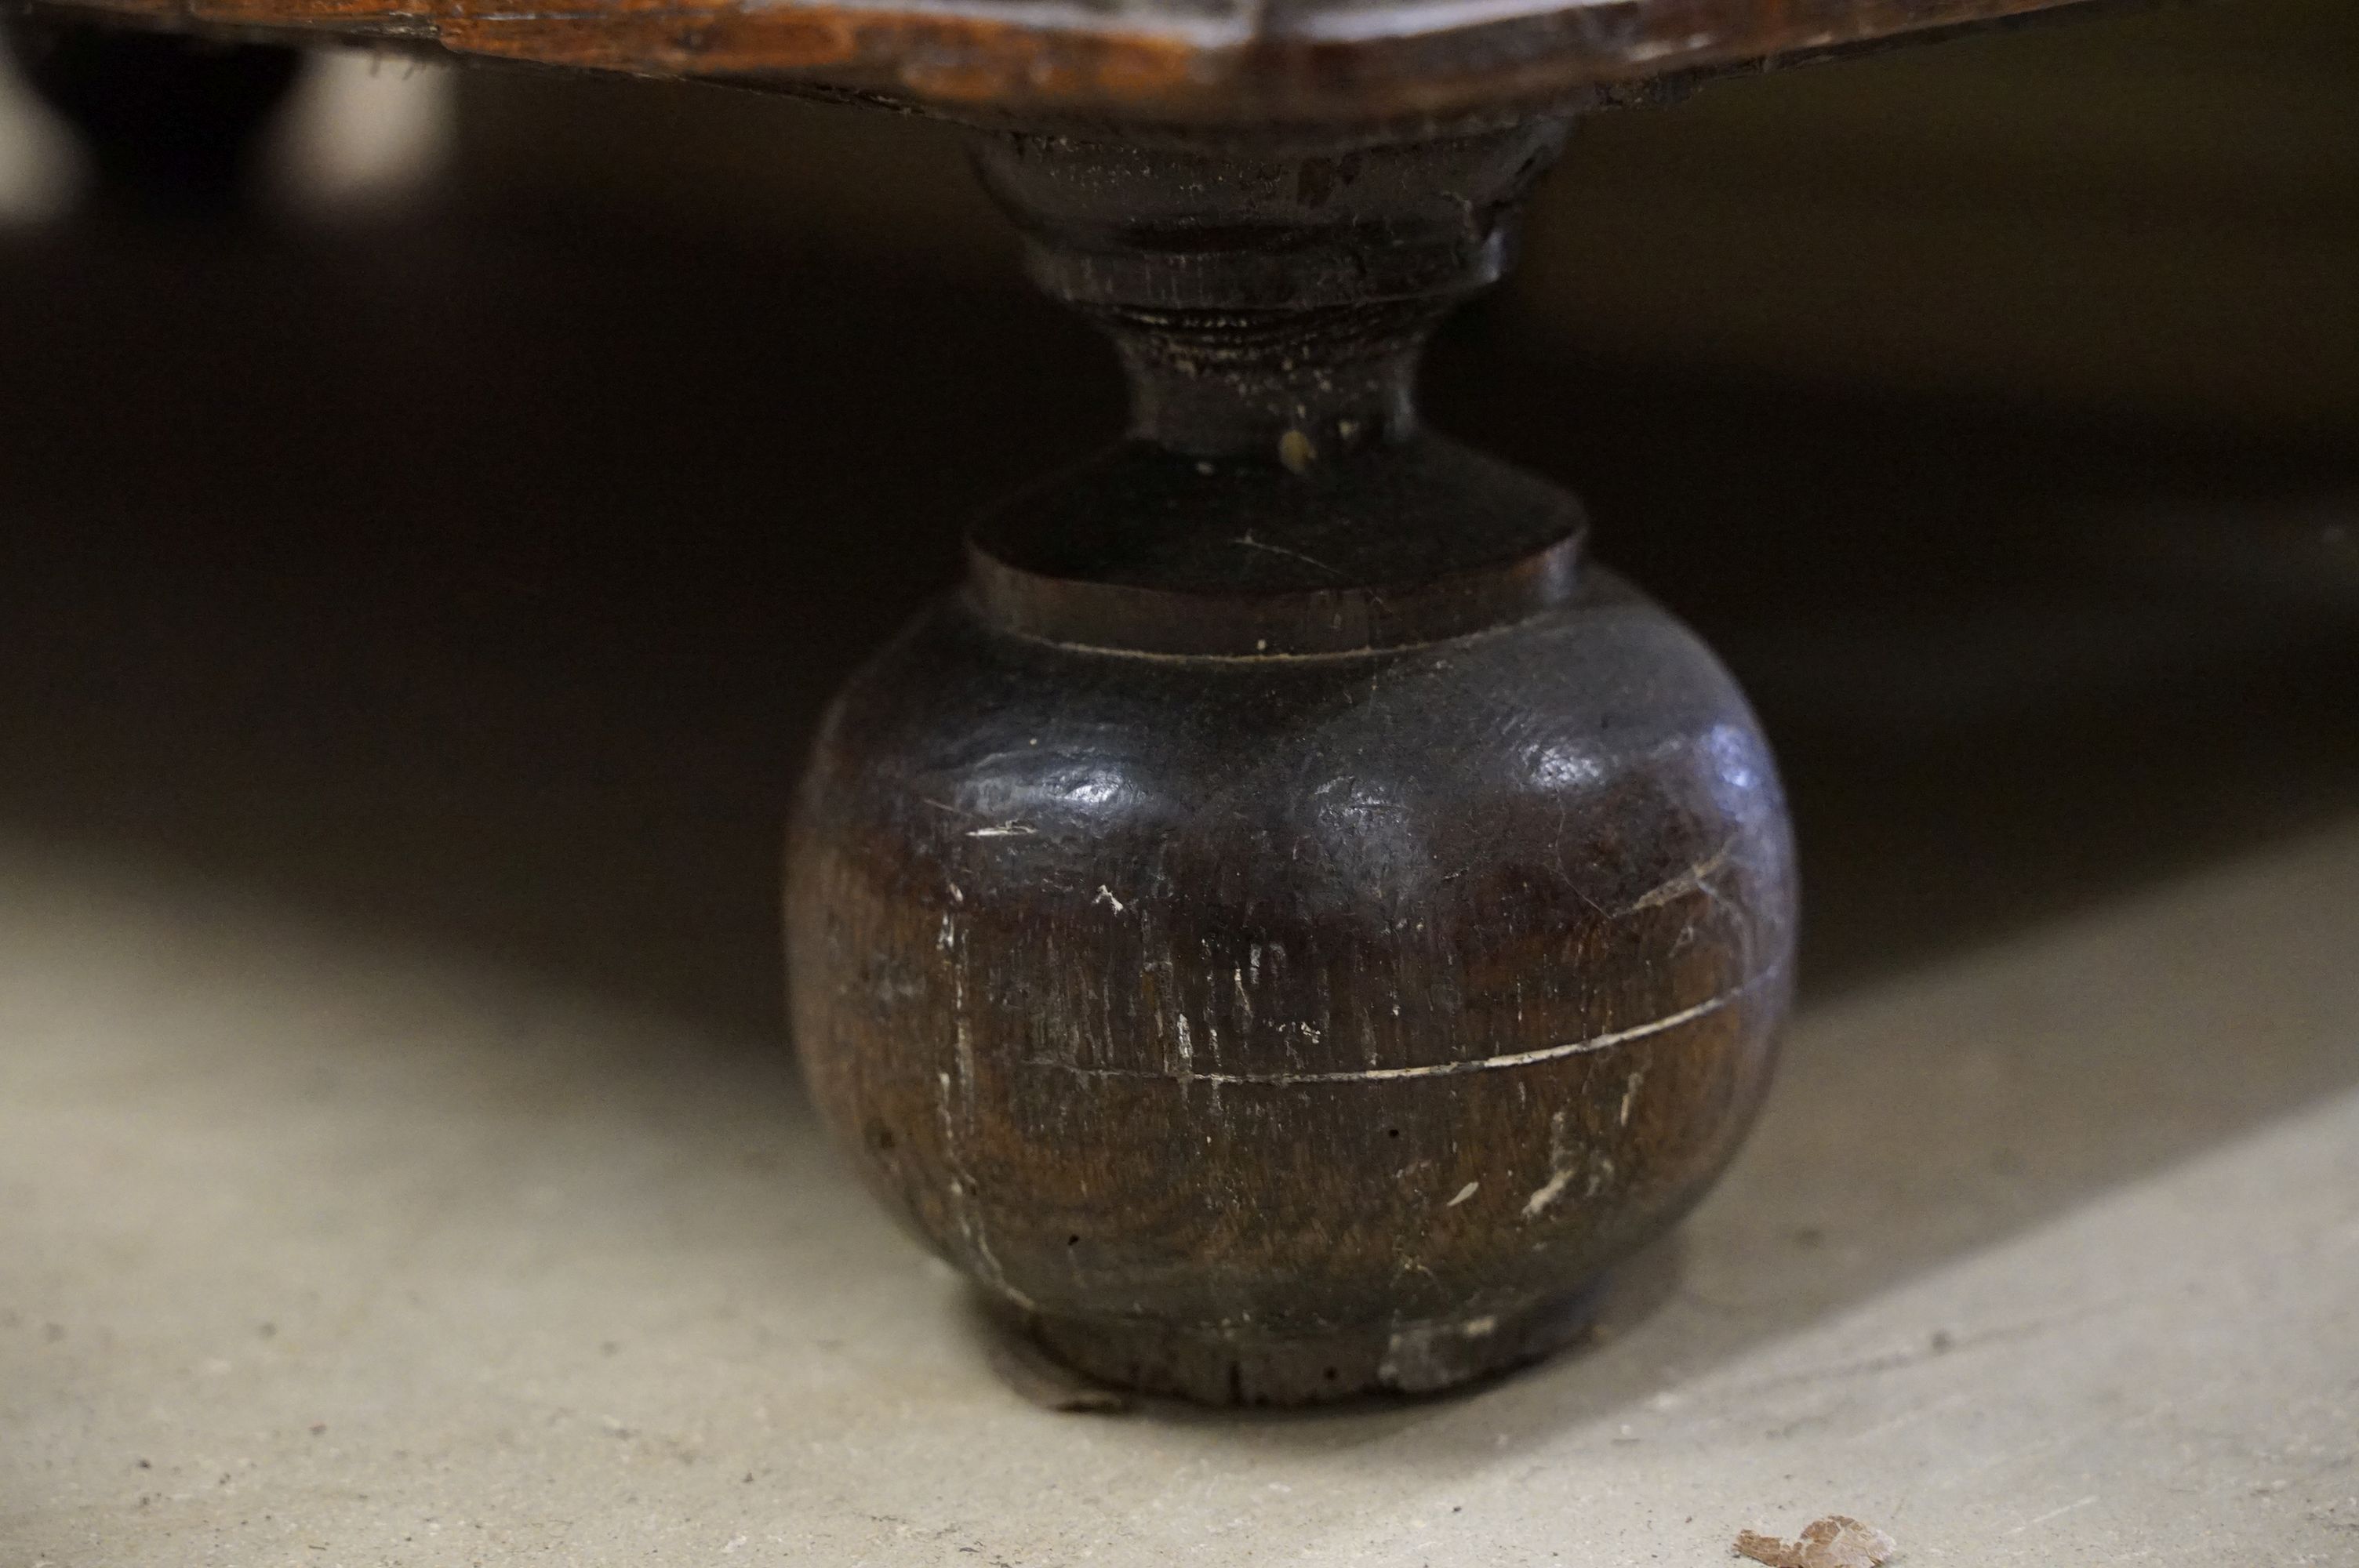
[1029,1286,1601,1406]
[787,125,1797,1405]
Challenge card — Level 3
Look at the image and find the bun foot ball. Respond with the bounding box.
[784,125,1797,1404]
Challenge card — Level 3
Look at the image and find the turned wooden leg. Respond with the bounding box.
[786,125,1797,1405]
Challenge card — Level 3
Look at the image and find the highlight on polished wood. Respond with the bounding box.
[15,0,2111,125]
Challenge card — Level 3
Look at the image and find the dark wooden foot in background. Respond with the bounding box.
[3,16,300,212]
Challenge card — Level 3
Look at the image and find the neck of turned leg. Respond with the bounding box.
[969,124,1570,465]
[1099,299,1438,461]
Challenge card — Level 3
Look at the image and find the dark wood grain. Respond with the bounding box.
[16,0,2113,129]
[784,129,1798,1402]
[788,572,1797,1401]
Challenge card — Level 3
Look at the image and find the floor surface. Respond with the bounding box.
[2,201,2355,1565]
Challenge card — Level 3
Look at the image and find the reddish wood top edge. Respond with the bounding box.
[25,0,2109,127]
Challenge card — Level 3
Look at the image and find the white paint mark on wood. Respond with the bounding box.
[1523,1167,1574,1218]
[1524,1110,1576,1218]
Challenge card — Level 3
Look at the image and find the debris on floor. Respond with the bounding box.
[1733,1515,1898,1568]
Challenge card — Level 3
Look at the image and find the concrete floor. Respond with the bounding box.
[2,819,2357,1566]
[1,208,2355,1565]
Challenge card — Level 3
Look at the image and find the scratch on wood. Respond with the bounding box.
[1021,954,1785,1083]
[1232,528,1343,578]
[1622,839,1734,914]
